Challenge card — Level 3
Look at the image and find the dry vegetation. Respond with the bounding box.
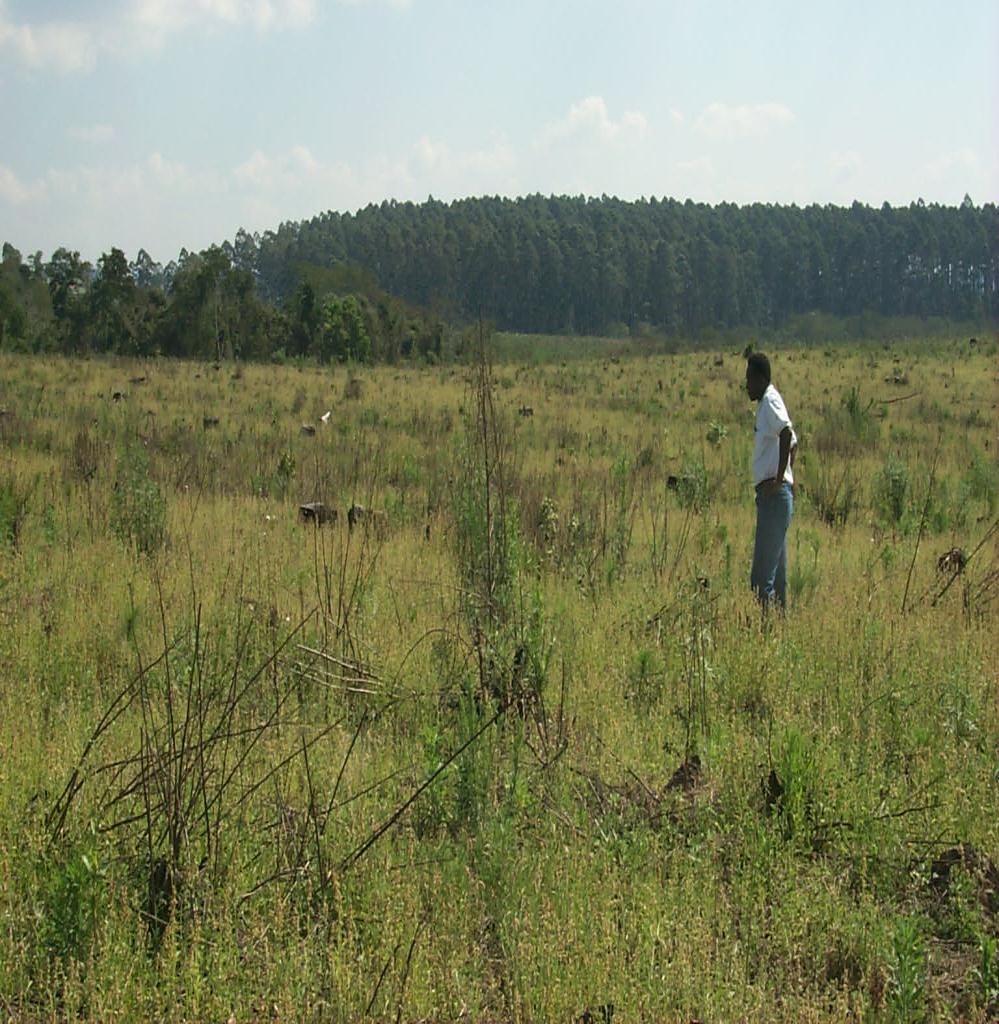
[1,334,998,1022]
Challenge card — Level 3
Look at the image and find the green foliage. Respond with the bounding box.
[975,935,999,1009]
[38,831,107,962]
[842,386,877,441]
[873,456,911,526]
[770,727,820,843]
[788,529,821,600]
[888,917,926,1023]
[960,450,998,519]
[815,386,880,457]
[675,455,711,511]
[0,470,35,546]
[0,480,23,546]
[110,442,167,554]
[320,294,371,363]
[808,462,858,527]
[1,244,52,350]
[625,647,665,710]
[275,450,296,497]
[705,420,727,446]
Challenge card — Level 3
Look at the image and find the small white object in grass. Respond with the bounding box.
[320,410,331,424]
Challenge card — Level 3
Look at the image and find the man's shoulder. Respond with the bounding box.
[765,384,788,409]
[762,385,792,427]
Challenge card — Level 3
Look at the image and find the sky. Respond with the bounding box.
[1,0,996,264]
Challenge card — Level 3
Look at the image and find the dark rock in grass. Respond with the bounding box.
[202,415,220,429]
[575,1004,615,1024]
[936,547,967,574]
[665,754,701,793]
[299,502,337,526]
[763,768,784,813]
[930,843,999,914]
[347,504,387,534]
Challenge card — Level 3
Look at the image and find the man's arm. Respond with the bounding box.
[765,426,793,493]
[777,427,791,479]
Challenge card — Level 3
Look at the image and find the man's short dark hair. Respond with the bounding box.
[747,352,771,383]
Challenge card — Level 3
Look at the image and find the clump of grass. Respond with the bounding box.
[873,455,911,527]
[625,646,665,711]
[960,450,998,520]
[814,385,880,455]
[887,916,926,1023]
[110,441,167,554]
[0,470,33,546]
[808,462,858,526]
[675,454,711,511]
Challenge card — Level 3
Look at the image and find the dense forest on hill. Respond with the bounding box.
[254,194,998,333]
[1,195,995,361]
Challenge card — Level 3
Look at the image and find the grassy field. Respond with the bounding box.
[1,335,997,1022]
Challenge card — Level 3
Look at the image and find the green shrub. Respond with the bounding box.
[625,647,665,710]
[110,442,167,554]
[976,935,999,1010]
[771,727,820,843]
[38,833,107,963]
[873,456,910,526]
[888,916,926,1023]
[0,471,33,546]
[961,451,998,519]
[814,386,879,455]
[808,462,857,527]
[676,454,711,511]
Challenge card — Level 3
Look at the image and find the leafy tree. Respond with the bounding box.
[319,294,370,362]
[90,248,137,352]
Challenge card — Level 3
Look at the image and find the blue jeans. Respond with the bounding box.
[751,483,793,609]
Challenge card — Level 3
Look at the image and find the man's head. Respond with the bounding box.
[745,352,771,401]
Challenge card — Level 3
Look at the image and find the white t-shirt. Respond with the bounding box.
[753,384,797,486]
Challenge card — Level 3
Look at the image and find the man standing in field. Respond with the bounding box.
[746,352,797,609]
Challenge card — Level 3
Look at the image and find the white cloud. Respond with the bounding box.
[234,136,515,214]
[668,108,685,127]
[0,8,98,72]
[830,150,862,183]
[675,156,714,177]
[68,122,115,144]
[694,101,795,140]
[923,147,979,180]
[0,134,508,257]
[234,144,351,191]
[412,135,515,179]
[129,0,318,41]
[545,96,649,145]
[0,0,318,72]
[0,163,47,204]
[336,0,412,8]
